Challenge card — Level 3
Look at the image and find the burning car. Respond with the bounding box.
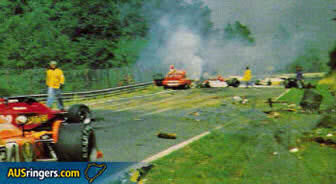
[0,97,102,162]
[162,70,192,89]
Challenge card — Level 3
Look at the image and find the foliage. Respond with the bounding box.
[327,44,336,71]
[0,0,149,69]
[284,48,329,73]
[223,21,255,45]
[0,66,146,95]
[0,0,214,70]
[278,84,336,109]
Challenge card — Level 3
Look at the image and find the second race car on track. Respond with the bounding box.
[0,96,102,162]
[202,76,240,88]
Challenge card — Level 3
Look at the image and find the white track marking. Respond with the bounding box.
[275,89,290,101]
[142,125,223,163]
[139,89,288,163]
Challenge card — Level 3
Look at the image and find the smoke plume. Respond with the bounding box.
[136,0,336,80]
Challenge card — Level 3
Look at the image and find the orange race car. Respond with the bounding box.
[162,70,192,89]
[0,97,102,162]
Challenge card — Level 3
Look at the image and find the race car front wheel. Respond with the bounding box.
[67,104,92,124]
[54,123,98,161]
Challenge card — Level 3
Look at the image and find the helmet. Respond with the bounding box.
[170,65,175,69]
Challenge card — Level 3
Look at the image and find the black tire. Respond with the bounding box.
[67,104,92,124]
[54,123,97,161]
[227,78,240,88]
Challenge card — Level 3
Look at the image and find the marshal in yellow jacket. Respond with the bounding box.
[46,68,65,89]
[242,69,252,81]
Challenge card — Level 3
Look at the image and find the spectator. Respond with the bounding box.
[243,66,252,88]
[46,61,65,110]
[296,66,305,88]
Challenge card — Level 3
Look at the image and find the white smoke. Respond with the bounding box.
[136,0,336,80]
[162,27,203,79]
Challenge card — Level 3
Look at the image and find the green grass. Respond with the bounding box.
[142,87,336,184]
[278,85,336,109]
[144,116,336,184]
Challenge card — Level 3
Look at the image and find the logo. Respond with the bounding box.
[84,163,107,184]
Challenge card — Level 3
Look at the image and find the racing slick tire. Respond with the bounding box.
[227,78,240,88]
[54,123,98,161]
[67,104,92,124]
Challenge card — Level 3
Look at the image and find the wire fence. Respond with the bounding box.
[0,65,153,95]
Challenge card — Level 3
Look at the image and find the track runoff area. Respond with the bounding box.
[89,84,287,162]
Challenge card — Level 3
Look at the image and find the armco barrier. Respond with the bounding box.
[8,82,153,102]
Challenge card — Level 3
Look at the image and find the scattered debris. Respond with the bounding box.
[286,108,297,112]
[130,164,155,183]
[157,132,177,139]
[233,96,243,102]
[289,147,299,153]
[327,133,333,137]
[232,96,249,104]
[242,99,249,104]
[272,152,279,156]
[265,111,281,118]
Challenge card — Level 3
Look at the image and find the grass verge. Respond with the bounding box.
[142,87,336,184]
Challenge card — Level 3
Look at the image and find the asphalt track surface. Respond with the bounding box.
[89,87,285,162]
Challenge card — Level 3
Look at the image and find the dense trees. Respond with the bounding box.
[286,49,329,73]
[0,0,214,70]
[0,0,149,69]
[223,21,255,45]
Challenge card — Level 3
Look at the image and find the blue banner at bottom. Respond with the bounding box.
[0,162,136,184]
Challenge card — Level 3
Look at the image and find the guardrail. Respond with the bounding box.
[9,82,153,102]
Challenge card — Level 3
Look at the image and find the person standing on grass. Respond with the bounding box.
[46,61,65,110]
[243,66,252,88]
[296,66,305,88]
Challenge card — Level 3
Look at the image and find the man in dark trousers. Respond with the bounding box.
[296,66,305,88]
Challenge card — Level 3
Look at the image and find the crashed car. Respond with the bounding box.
[202,76,240,88]
[162,70,192,89]
[0,97,102,162]
[282,78,302,88]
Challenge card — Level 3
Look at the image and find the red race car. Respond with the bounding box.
[162,70,192,89]
[0,97,102,162]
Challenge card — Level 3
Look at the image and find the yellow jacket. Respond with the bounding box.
[46,68,65,88]
[243,69,252,81]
